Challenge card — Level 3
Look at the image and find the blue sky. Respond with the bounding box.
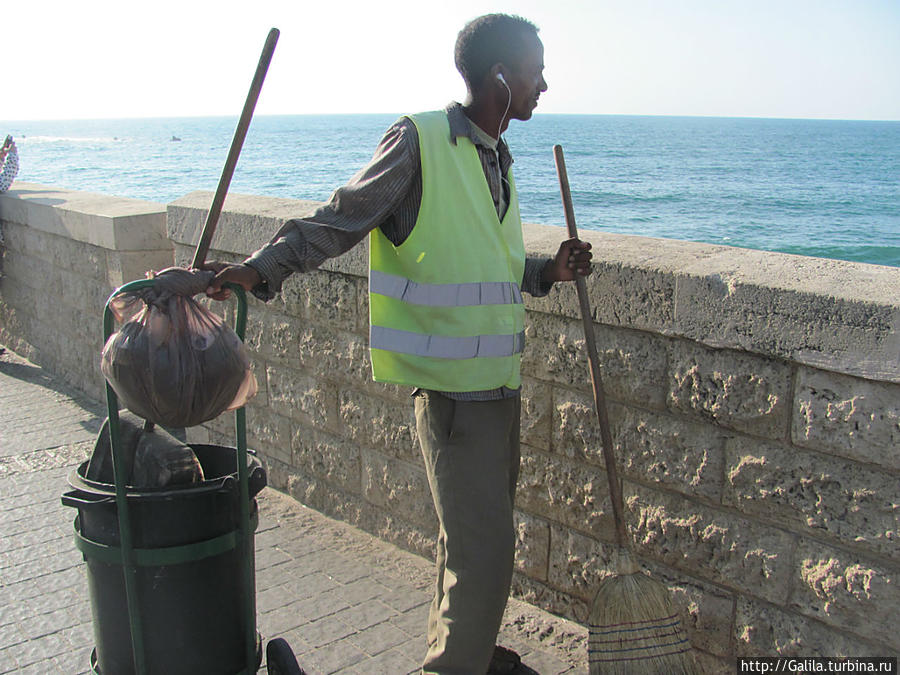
[5,0,899,121]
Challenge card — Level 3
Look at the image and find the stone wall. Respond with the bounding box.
[0,183,173,399]
[2,184,898,670]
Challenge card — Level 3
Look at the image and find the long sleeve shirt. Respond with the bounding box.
[245,103,554,400]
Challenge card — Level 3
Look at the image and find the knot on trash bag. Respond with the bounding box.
[110,267,216,320]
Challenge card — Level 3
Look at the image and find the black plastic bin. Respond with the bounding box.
[63,444,267,675]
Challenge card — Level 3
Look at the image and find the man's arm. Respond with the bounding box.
[207,119,419,300]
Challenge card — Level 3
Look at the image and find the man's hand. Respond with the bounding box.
[202,262,262,301]
[542,238,592,283]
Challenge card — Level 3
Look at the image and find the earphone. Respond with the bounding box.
[495,71,512,140]
[496,72,508,86]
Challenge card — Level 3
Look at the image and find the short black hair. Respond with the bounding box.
[454,14,539,90]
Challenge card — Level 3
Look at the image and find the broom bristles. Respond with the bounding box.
[589,566,700,675]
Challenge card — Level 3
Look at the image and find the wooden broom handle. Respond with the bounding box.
[192,28,280,269]
[553,144,628,548]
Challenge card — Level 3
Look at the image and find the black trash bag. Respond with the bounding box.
[86,411,204,488]
[100,268,257,429]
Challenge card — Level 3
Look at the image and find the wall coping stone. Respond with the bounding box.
[169,190,900,384]
[0,182,168,251]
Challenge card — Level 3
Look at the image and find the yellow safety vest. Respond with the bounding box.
[368,110,527,391]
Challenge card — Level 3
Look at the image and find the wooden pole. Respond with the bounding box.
[191,28,280,269]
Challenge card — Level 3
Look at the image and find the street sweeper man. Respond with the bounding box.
[205,13,592,674]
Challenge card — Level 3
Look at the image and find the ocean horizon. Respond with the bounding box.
[4,113,899,268]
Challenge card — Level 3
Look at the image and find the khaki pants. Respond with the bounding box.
[414,390,522,675]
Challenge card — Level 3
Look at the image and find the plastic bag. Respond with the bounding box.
[101,268,257,428]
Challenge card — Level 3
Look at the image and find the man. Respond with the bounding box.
[207,14,591,674]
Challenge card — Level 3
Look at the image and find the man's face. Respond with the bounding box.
[504,34,547,121]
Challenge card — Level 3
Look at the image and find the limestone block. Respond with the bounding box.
[735,596,886,657]
[279,269,361,331]
[641,560,735,657]
[514,511,551,581]
[792,367,900,470]
[615,405,727,502]
[668,341,791,438]
[291,427,362,494]
[3,222,108,281]
[520,378,552,450]
[626,484,794,603]
[551,388,608,465]
[522,313,668,409]
[673,249,900,383]
[246,405,292,465]
[339,389,418,462]
[521,222,683,334]
[242,310,305,368]
[724,437,898,557]
[2,182,168,251]
[287,466,368,529]
[790,539,899,649]
[107,250,174,287]
[511,573,588,624]
[266,365,333,431]
[356,506,436,562]
[295,323,372,386]
[167,191,320,253]
[693,651,731,675]
[517,445,617,540]
[546,525,616,601]
[360,449,436,530]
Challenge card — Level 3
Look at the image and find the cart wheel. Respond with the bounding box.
[266,638,304,675]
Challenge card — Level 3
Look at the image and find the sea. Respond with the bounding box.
[4,114,899,267]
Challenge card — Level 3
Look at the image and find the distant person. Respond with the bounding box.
[205,13,591,674]
[0,136,18,192]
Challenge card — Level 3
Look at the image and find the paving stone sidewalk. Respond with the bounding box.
[0,349,587,674]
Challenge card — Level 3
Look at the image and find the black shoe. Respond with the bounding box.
[487,646,540,675]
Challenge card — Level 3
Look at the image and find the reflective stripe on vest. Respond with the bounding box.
[370,270,523,307]
[370,326,525,360]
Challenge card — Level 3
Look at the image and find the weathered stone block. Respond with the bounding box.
[668,342,791,438]
[360,449,436,531]
[521,223,681,334]
[339,389,418,462]
[546,525,616,601]
[522,313,668,409]
[242,311,305,367]
[724,437,898,557]
[790,539,899,650]
[511,573,588,624]
[626,484,794,603]
[615,405,727,502]
[673,251,900,383]
[520,378,552,449]
[279,270,361,330]
[792,367,900,470]
[291,427,361,494]
[551,388,607,465]
[3,182,167,251]
[295,323,371,386]
[514,511,551,581]
[167,191,318,253]
[517,445,616,540]
[735,596,886,657]
[267,366,333,431]
[640,560,735,658]
[246,405,292,465]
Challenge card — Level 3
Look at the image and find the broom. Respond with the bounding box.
[553,145,699,674]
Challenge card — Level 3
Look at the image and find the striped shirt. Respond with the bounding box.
[246,103,553,400]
